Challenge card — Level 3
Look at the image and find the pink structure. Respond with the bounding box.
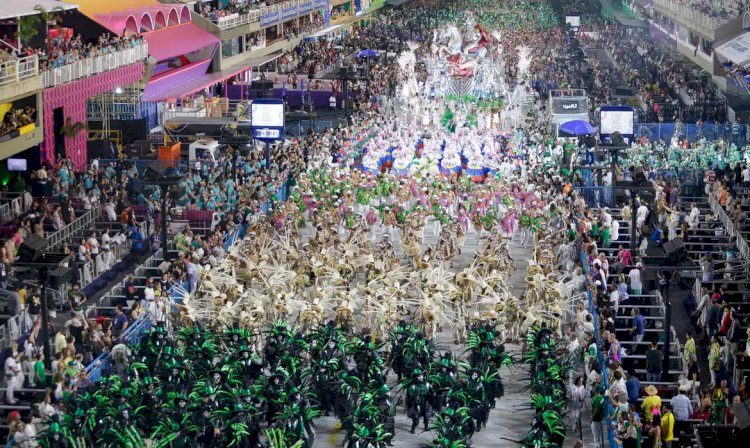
[94,5,191,34]
[41,63,145,170]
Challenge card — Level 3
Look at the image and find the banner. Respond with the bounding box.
[550,97,587,115]
[260,10,281,27]
[282,5,298,20]
[299,0,314,14]
[260,0,329,27]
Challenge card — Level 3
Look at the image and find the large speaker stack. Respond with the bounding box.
[17,235,48,262]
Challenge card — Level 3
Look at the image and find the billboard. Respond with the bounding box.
[251,99,285,141]
[600,106,635,145]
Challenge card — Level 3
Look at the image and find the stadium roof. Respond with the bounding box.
[0,1,78,20]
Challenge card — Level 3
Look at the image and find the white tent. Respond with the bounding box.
[0,1,78,21]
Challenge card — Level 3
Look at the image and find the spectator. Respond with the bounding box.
[67,282,86,311]
[590,386,605,448]
[625,369,640,408]
[628,262,643,295]
[642,384,662,423]
[661,403,675,448]
[672,384,693,421]
[708,335,721,386]
[4,346,23,404]
[646,340,663,382]
[629,307,645,343]
[113,305,128,336]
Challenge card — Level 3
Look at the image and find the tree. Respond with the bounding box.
[60,117,87,138]
[15,6,65,48]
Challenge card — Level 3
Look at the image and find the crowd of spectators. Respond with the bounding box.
[667,0,749,21]
[558,159,750,448]
[23,32,144,71]
[587,24,726,123]
[282,13,325,40]
[722,62,750,93]
[196,0,287,23]
[0,105,36,138]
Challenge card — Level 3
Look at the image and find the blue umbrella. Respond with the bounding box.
[357,49,380,58]
[559,119,596,135]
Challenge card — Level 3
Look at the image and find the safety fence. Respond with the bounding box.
[41,43,148,88]
[708,191,750,259]
[85,316,152,383]
[652,0,733,31]
[0,192,29,224]
[43,208,99,251]
[579,246,615,448]
[0,288,63,351]
[83,249,164,382]
[636,123,750,146]
[0,55,38,87]
[574,186,614,208]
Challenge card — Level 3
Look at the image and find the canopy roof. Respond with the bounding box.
[142,23,219,62]
[0,1,78,20]
[716,32,750,68]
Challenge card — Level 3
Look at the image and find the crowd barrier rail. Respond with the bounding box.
[635,123,750,146]
[41,43,148,88]
[708,192,750,259]
[44,208,99,251]
[0,55,38,87]
[579,246,616,448]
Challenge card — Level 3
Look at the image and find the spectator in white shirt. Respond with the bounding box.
[688,203,700,229]
[81,192,92,210]
[601,207,612,228]
[78,239,91,263]
[636,203,649,230]
[87,232,100,256]
[629,262,643,295]
[671,385,693,421]
[104,200,117,222]
[742,165,750,186]
[143,279,155,303]
[609,284,620,315]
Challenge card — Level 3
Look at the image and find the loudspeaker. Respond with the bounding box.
[48,266,75,290]
[664,237,688,263]
[143,164,168,182]
[633,167,648,186]
[17,235,48,261]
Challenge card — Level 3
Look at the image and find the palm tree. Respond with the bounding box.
[16,14,41,47]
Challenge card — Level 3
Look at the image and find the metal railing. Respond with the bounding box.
[162,99,249,123]
[635,123,750,146]
[41,43,148,88]
[708,191,750,259]
[217,9,261,29]
[0,287,62,351]
[82,248,165,382]
[216,0,328,30]
[653,0,734,31]
[0,192,30,224]
[0,55,39,87]
[44,208,99,251]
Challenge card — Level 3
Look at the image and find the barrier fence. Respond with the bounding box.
[579,246,615,448]
[652,0,729,31]
[708,191,750,259]
[43,208,99,251]
[0,192,29,224]
[0,55,39,87]
[636,123,750,146]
